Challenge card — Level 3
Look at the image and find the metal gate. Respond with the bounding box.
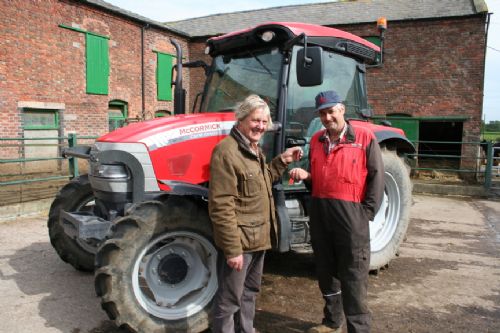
[489,146,500,190]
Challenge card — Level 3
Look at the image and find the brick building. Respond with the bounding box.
[0,0,490,175]
[1,0,190,151]
[168,0,490,171]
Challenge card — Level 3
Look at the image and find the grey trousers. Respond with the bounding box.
[211,251,265,333]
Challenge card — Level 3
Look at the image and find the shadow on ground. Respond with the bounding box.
[0,240,122,332]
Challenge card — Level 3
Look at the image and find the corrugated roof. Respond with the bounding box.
[165,0,488,38]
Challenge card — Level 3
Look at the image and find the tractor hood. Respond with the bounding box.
[349,119,405,136]
[349,119,414,153]
[98,113,237,151]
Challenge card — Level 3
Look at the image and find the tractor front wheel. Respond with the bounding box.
[94,197,217,333]
[47,175,97,272]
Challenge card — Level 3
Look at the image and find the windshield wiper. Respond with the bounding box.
[249,51,273,76]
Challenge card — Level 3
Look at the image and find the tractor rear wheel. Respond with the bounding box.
[94,197,217,333]
[369,148,412,270]
[48,175,97,272]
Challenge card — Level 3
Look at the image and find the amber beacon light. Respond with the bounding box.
[377,17,387,31]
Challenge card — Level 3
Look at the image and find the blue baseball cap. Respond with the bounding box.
[315,90,343,112]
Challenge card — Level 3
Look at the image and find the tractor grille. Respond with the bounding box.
[334,40,377,62]
[345,42,376,61]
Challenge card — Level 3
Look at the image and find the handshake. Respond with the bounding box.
[279,146,310,183]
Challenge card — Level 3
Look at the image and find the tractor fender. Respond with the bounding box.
[374,130,415,154]
[159,180,209,198]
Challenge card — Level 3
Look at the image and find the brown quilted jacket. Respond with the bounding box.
[208,127,288,258]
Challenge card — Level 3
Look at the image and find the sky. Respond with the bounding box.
[106,0,500,122]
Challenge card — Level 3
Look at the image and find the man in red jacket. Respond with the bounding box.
[289,90,385,333]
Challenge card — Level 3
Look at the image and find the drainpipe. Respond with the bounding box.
[141,24,150,120]
[481,13,491,119]
[480,12,491,137]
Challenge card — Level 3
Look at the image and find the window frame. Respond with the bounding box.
[108,100,128,132]
[22,108,60,130]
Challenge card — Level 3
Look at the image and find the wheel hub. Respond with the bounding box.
[133,231,218,320]
[158,254,188,285]
[370,171,401,252]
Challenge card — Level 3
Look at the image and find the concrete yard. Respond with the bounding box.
[0,194,499,333]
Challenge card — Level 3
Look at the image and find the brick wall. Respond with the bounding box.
[341,17,486,171]
[341,17,485,137]
[188,40,212,112]
[0,0,190,142]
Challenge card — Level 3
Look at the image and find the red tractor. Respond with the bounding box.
[48,21,413,332]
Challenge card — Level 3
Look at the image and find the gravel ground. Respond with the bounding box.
[0,194,499,333]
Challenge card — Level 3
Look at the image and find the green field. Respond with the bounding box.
[482,132,500,142]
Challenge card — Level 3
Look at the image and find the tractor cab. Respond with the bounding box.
[198,22,383,175]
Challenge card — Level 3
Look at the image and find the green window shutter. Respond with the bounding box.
[157,53,173,101]
[364,36,381,63]
[86,34,109,95]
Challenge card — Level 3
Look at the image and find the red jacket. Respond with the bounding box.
[310,122,384,216]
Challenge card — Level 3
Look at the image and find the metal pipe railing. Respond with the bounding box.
[0,135,498,192]
[0,134,97,186]
[406,140,497,190]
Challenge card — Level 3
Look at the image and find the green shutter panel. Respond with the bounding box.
[364,36,381,64]
[387,118,420,143]
[86,34,109,95]
[157,53,173,101]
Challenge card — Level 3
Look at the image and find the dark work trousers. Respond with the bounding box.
[309,199,371,333]
[211,250,265,333]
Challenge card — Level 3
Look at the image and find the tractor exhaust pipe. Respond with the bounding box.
[171,39,186,115]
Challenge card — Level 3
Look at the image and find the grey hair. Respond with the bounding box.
[234,94,273,130]
[333,103,345,112]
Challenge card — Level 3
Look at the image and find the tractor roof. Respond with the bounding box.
[206,21,379,63]
[209,21,379,51]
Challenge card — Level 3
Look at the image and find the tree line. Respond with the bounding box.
[483,120,500,132]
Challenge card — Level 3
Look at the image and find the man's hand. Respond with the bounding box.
[281,146,303,164]
[227,255,244,272]
[289,167,310,181]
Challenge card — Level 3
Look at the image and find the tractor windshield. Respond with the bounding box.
[201,48,283,119]
[286,46,369,139]
[283,46,370,179]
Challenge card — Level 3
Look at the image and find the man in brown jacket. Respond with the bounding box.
[209,94,302,333]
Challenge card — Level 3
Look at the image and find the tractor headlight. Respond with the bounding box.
[259,31,275,42]
[91,164,129,179]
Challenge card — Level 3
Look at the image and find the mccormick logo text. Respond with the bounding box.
[140,121,234,151]
[179,123,221,135]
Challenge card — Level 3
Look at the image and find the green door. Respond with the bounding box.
[386,117,419,143]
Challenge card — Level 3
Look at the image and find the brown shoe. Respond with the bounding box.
[306,323,342,333]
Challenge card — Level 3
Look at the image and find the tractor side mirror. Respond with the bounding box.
[296,46,323,87]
